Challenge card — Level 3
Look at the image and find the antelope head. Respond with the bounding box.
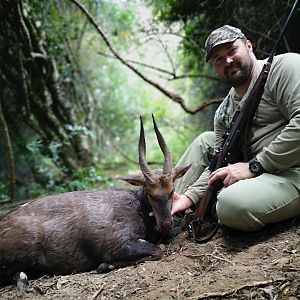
[122,115,191,233]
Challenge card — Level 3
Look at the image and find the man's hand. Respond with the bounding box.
[148,192,193,217]
[208,162,255,187]
[171,192,194,215]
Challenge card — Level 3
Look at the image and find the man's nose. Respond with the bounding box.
[225,56,233,65]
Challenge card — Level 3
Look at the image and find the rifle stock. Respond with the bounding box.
[183,180,222,242]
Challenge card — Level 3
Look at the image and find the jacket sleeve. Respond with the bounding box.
[257,53,300,172]
[183,168,211,205]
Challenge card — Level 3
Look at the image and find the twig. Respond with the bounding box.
[187,278,287,299]
[169,74,220,82]
[90,285,104,300]
[183,253,234,265]
[143,28,205,56]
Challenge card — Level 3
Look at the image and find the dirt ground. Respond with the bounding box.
[0,218,299,300]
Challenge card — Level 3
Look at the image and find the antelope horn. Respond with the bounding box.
[152,114,172,178]
[138,116,154,181]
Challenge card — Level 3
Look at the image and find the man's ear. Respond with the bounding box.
[120,173,145,186]
[246,40,253,51]
[173,164,192,180]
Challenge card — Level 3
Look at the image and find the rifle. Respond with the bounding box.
[185,0,300,243]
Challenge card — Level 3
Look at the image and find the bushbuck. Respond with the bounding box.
[0,115,191,288]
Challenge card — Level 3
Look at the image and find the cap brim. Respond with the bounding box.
[206,37,239,62]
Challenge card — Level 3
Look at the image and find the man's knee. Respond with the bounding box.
[216,188,264,232]
[193,131,215,150]
[185,131,215,164]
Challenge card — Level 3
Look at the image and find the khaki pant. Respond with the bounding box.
[175,131,300,231]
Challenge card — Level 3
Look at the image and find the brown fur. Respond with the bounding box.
[0,165,190,286]
[0,116,191,286]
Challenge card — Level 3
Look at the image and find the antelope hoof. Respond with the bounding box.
[15,272,28,291]
[97,263,115,273]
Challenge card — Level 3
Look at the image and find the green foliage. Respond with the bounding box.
[146,0,300,129]
[51,166,114,193]
[0,0,212,204]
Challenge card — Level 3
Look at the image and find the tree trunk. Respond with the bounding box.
[0,99,16,202]
[0,0,92,183]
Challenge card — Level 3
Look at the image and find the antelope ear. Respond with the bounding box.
[173,164,192,180]
[120,173,146,186]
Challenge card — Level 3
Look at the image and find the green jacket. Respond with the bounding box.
[185,53,300,205]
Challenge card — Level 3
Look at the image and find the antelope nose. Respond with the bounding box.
[161,220,172,231]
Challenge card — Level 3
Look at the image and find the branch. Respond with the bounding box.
[97,51,220,82]
[69,0,221,114]
[97,50,175,77]
[141,26,204,56]
[169,74,220,82]
[155,35,177,74]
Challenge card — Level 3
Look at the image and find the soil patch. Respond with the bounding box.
[1,218,299,299]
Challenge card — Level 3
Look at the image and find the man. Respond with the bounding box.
[172,25,300,231]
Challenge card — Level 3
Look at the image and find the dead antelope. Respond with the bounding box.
[0,115,191,287]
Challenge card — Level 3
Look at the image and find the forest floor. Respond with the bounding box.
[0,218,299,300]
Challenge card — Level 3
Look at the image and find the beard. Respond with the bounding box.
[223,60,253,87]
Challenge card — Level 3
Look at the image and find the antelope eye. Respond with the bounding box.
[148,194,155,200]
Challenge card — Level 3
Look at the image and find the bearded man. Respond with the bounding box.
[172,25,300,231]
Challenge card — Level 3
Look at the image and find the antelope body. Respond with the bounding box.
[0,116,190,286]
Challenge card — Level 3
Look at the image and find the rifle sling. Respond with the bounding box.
[188,63,271,243]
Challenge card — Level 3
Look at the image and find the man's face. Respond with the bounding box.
[209,39,254,87]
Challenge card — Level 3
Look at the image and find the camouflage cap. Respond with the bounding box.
[205,25,246,61]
